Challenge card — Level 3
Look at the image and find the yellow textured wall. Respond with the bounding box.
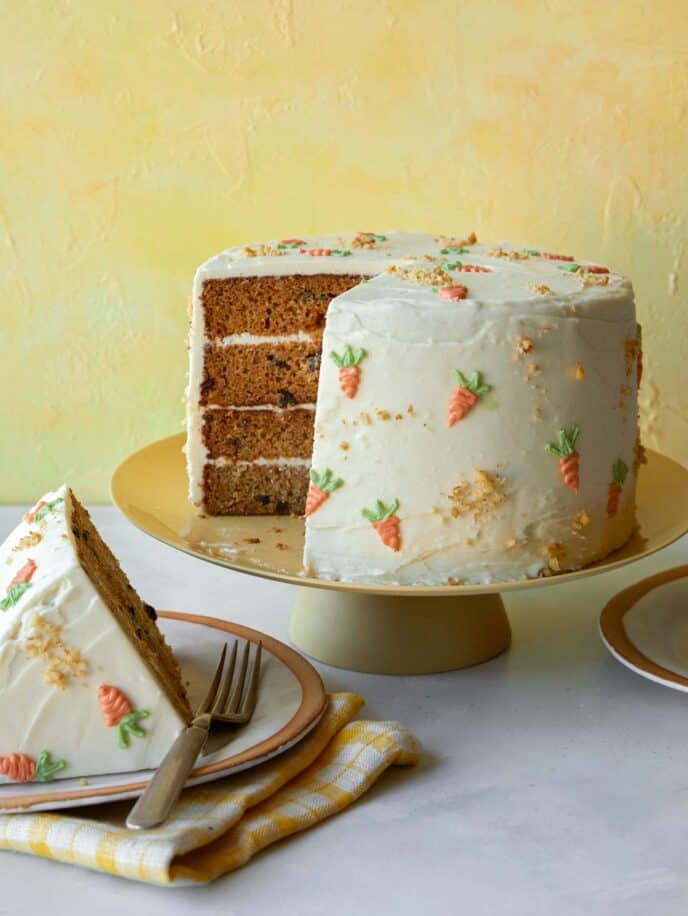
[1,0,686,501]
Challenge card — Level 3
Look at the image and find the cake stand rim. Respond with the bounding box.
[110,433,688,598]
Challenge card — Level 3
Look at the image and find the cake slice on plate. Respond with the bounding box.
[0,486,191,783]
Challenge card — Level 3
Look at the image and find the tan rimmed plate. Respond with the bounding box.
[0,612,327,813]
[600,566,688,692]
[111,434,688,597]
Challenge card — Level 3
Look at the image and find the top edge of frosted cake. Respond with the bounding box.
[193,230,632,314]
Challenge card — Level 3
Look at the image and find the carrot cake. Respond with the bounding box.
[186,232,641,584]
[0,486,191,783]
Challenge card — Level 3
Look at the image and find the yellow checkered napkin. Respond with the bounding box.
[0,693,419,885]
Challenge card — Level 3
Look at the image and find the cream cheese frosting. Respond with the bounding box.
[186,231,639,584]
[0,487,186,781]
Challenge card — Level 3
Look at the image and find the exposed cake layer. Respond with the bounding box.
[201,340,322,408]
[69,492,191,724]
[202,274,365,337]
[202,406,314,461]
[203,462,309,515]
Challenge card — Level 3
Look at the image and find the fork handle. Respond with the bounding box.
[126,725,208,830]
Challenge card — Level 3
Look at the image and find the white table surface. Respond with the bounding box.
[2,505,688,916]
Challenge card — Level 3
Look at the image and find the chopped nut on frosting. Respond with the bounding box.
[571,509,591,534]
[386,263,453,287]
[13,531,42,551]
[528,284,553,295]
[517,336,535,356]
[449,470,506,520]
[571,363,586,380]
[23,616,88,690]
[544,541,565,571]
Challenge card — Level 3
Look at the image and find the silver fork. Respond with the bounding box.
[126,639,262,830]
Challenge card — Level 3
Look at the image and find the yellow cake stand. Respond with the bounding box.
[110,434,688,674]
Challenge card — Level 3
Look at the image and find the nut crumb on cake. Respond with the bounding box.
[544,542,565,571]
[571,509,591,535]
[449,470,506,520]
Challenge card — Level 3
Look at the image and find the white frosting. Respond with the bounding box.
[186,232,638,585]
[0,487,186,781]
[216,331,317,347]
[209,457,311,468]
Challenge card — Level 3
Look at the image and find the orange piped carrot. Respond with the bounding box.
[330,345,366,399]
[545,425,581,493]
[607,459,629,518]
[541,252,575,261]
[98,685,133,727]
[299,247,331,257]
[0,750,65,783]
[8,559,36,591]
[456,264,491,273]
[0,753,35,783]
[585,265,609,274]
[447,370,491,427]
[362,499,401,552]
[305,468,344,517]
[24,501,46,524]
[278,238,305,248]
[438,285,468,301]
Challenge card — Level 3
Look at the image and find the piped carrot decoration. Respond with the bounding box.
[330,345,366,399]
[0,750,65,783]
[362,499,401,552]
[98,685,150,749]
[607,459,629,518]
[438,285,468,301]
[305,468,344,517]
[447,370,491,427]
[545,425,581,493]
[541,252,575,261]
[1,558,37,611]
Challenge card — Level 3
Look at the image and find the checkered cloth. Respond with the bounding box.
[0,693,419,885]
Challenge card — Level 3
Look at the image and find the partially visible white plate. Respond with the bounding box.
[599,566,688,692]
[0,612,327,813]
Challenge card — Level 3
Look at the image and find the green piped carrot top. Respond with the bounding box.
[362,499,399,523]
[309,468,344,493]
[455,370,491,396]
[330,345,366,369]
[545,425,580,458]
[612,459,629,486]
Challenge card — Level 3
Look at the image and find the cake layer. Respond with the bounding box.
[201,341,322,407]
[203,463,309,515]
[69,494,191,724]
[202,406,314,461]
[202,274,365,338]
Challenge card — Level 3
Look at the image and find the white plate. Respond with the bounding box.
[599,566,688,692]
[0,612,327,813]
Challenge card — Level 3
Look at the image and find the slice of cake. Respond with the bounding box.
[0,486,191,783]
[187,232,641,585]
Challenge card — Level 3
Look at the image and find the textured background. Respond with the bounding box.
[1,0,686,501]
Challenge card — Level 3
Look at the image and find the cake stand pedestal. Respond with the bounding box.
[111,434,688,675]
[289,589,509,674]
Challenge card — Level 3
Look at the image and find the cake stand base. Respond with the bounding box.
[289,587,511,674]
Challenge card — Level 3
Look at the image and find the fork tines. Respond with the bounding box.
[198,639,262,725]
